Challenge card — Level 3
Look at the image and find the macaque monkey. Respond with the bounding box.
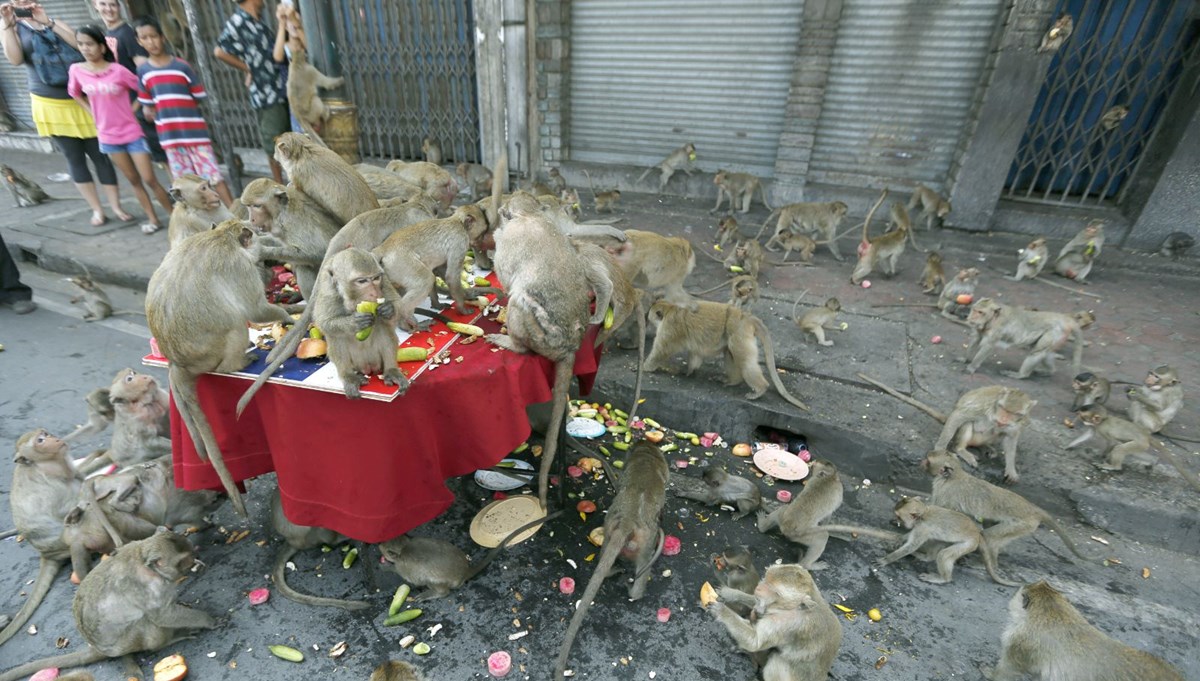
[62,387,115,444]
[917,251,946,293]
[573,242,646,417]
[963,298,1094,379]
[146,219,295,516]
[112,458,222,531]
[314,247,408,399]
[757,460,842,568]
[1099,105,1129,132]
[0,531,217,681]
[1126,365,1183,433]
[555,441,668,678]
[935,385,1036,484]
[757,201,849,261]
[487,186,593,510]
[676,467,762,518]
[421,137,442,166]
[1008,237,1049,281]
[645,300,810,411]
[379,511,558,601]
[1054,247,1095,283]
[73,368,172,474]
[385,159,460,209]
[728,275,760,309]
[707,564,842,681]
[370,661,427,681]
[711,170,770,214]
[906,184,951,231]
[874,497,1019,586]
[546,167,567,193]
[1,163,49,207]
[455,162,493,201]
[0,430,81,646]
[598,229,696,308]
[922,450,1091,563]
[1159,231,1194,259]
[1054,220,1104,282]
[270,490,369,610]
[166,174,233,249]
[636,142,697,193]
[1037,14,1075,53]
[851,193,907,284]
[65,275,122,321]
[355,164,428,204]
[286,45,344,140]
[715,239,764,280]
[241,178,342,299]
[775,231,817,264]
[888,200,925,252]
[275,132,380,224]
[1069,407,1200,491]
[982,581,1184,681]
[62,473,159,581]
[1072,372,1110,411]
[712,546,759,596]
[715,215,741,248]
[797,297,841,347]
[938,266,979,318]
[583,169,620,213]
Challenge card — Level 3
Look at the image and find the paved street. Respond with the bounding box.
[1,146,1199,680]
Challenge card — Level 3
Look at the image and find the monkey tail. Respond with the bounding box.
[1037,514,1092,563]
[0,647,108,681]
[171,364,248,517]
[537,360,575,511]
[0,527,15,540]
[465,509,566,582]
[757,182,772,211]
[629,528,666,583]
[861,188,888,243]
[698,246,727,265]
[790,289,810,321]
[0,557,63,646]
[627,295,647,422]
[855,373,948,423]
[816,524,903,543]
[583,169,597,201]
[272,544,369,610]
[238,305,314,418]
[751,318,809,412]
[755,208,781,239]
[295,118,329,148]
[1150,438,1200,493]
[979,538,1021,587]
[1159,432,1200,444]
[554,538,624,679]
[635,166,654,184]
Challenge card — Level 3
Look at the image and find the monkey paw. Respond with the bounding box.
[376,301,395,319]
[1004,473,1020,485]
[353,312,374,330]
[955,450,980,468]
[819,340,833,347]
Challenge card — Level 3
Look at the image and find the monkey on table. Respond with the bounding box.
[711,170,770,214]
[922,450,1091,564]
[0,430,82,646]
[982,580,1184,681]
[1126,365,1183,434]
[963,298,1094,379]
[636,142,697,193]
[241,178,343,299]
[555,440,668,678]
[708,564,842,681]
[644,299,810,412]
[757,201,849,261]
[757,460,842,569]
[0,531,217,681]
[1067,406,1200,492]
[873,497,1020,586]
[166,174,234,250]
[385,159,459,210]
[146,219,295,516]
[277,132,380,224]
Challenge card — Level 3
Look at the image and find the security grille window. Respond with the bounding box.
[1005,0,1200,207]
[569,0,805,178]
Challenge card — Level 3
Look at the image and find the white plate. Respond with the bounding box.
[566,417,607,439]
[753,447,810,481]
[474,458,535,491]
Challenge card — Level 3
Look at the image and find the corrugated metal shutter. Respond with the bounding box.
[808,0,1003,190]
[0,0,99,129]
[570,0,804,178]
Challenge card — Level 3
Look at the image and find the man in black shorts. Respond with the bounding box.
[214,0,289,183]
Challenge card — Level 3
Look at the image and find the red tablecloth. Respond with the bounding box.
[170,326,601,543]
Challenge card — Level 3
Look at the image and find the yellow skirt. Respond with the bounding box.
[30,93,97,138]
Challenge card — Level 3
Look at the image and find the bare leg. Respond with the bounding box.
[100,182,133,221]
[132,151,174,215]
[73,182,106,225]
[109,151,159,227]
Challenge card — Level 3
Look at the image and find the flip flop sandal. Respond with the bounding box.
[141,223,162,234]
[90,213,107,226]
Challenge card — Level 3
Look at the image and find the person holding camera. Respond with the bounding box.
[1,0,131,227]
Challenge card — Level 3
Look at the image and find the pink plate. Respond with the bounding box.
[753,447,810,481]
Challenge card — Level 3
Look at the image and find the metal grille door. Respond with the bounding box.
[330,0,480,163]
[570,0,804,178]
[1005,0,1200,206]
[808,0,1003,190]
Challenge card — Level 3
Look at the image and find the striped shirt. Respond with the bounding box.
[136,58,212,148]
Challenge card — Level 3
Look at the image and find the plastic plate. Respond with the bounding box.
[469,495,547,548]
[753,447,810,481]
[473,458,535,491]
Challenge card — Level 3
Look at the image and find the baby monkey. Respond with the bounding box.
[874,497,1019,586]
[715,215,741,249]
[1071,372,1110,411]
[918,251,946,294]
[583,169,621,213]
[796,297,841,347]
[675,468,762,519]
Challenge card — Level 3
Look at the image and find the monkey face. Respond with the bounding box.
[112,368,158,401]
[713,171,726,185]
[16,429,66,462]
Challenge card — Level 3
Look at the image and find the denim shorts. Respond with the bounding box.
[99,137,151,155]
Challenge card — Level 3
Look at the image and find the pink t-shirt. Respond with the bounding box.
[67,62,143,146]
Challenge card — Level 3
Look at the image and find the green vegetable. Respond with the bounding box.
[389,584,411,616]
[383,608,423,626]
[269,645,305,662]
[412,642,431,655]
[342,547,358,569]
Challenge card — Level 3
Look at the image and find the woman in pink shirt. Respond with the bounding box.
[68,23,171,234]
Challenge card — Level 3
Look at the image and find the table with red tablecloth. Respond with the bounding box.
[167,326,601,543]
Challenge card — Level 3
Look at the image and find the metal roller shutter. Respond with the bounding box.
[0,0,99,129]
[808,0,1003,190]
[570,0,804,178]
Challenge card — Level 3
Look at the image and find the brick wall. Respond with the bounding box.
[532,0,570,173]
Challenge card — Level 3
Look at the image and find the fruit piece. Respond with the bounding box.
[474,276,491,286]
[153,654,188,681]
[308,326,323,340]
[412,642,431,655]
[355,327,373,341]
[296,337,327,358]
[776,490,793,503]
[559,577,575,594]
[342,547,358,569]
[356,300,379,315]
[660,443,678,453]
[447,322,484,336]
[488,651,513,677]
[868,608,882,622]
[955,294,973,305]
[644,430,665,443]
[269,645,305,662]
[576,500,597,513]
[861,280,872,288]
[588,526,605,546]
[612,441,630,451]
[931,335,943,344]
[399,635,415,648]
[656,608,671,623]
[567,465,584,478]
[30,670,60,681]
[662,535,681,556]
[603,306,614,330]
[269,322,287,341]
[732,443,752,457]
[248,588,270,605]
[389,584,411,616]
[396,347,429,362]
[688,152,697,161]
[383,608,423,626]
[699,581,718,607]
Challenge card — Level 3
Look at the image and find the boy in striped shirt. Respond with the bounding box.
[134,16,233,206]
